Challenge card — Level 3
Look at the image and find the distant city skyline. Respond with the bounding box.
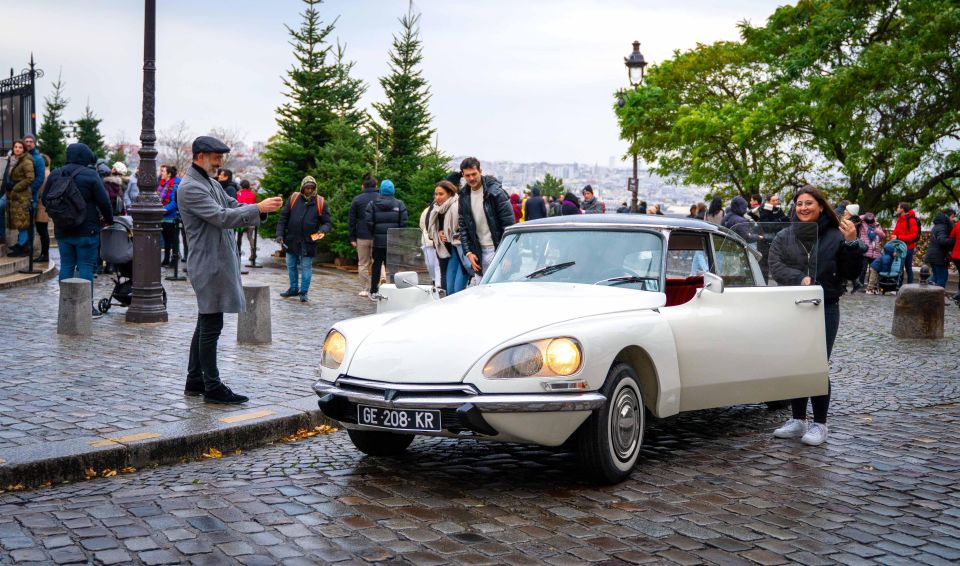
[5,0,785,164]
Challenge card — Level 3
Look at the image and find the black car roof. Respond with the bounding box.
[505,214,721,233]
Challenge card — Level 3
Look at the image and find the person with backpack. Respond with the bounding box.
[365,179,408,294]
[276,176,331,302]
[891,202,920,284]
[42,143,114,318]
[924,209,955,288]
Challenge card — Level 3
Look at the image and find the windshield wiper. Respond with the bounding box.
[526,261,576,279]
[595,275,657,288]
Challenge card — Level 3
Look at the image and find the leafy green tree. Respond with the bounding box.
[615,41,812,201]
[531,172,565,199]
[260,0,339,236]
[741,0,960,212]
[37,74,69,168]
[74,102,106,158]
[373,8,441,225]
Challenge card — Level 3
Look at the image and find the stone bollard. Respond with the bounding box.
[58,278,92,336]
[238,283,271,344]
[892,283,944,339]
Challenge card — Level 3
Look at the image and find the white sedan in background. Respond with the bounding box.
[314,216,827,483]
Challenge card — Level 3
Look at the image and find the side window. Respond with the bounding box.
[665,232,711,279]
[711,234,756,286]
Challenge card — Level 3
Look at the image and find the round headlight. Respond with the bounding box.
[321,330,346,369]
[483,343,543,378]
[545,338,581,376]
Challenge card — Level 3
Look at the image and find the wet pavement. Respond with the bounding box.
[2,262,959,563]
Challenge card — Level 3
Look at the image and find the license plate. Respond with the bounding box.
[356,405,441,432]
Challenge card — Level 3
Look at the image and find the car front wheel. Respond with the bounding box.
[578,363,645,484]
[347,429,414,457]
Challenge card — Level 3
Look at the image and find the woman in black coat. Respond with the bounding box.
[768,185,865,447]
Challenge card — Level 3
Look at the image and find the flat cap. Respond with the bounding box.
[191,135,230,154]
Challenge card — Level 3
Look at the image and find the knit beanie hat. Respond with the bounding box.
[380,179,395,196]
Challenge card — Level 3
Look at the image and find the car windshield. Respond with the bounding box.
[484,230,663,291]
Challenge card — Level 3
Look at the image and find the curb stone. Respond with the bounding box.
[0,395,329,489]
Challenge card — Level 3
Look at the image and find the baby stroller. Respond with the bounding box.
[97,216,167,314]
[872,240,908,295]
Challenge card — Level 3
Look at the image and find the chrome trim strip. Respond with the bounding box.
[313,381,606,413]
[336,377,478,395]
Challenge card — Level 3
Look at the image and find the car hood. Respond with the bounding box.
[344,282,666,383]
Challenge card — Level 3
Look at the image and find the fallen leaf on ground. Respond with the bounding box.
[8,484,25,491]
[40,481,52,488]
[84,468,97,480]
[234,449,242,455]
[202,448,223,459]
[101,469,117,478]
[121,467,137,474]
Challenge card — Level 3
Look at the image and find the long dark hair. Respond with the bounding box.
[707,196,723,216]
[793,185,840,228]
[564,192,580,206]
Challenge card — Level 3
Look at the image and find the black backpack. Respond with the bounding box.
[43,167,87,228]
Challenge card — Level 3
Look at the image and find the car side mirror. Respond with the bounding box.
[394,271,419,289]
[702,272,724,294]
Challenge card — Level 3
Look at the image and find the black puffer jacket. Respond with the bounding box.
[364,195,409,249]
[457,175,515,262]
[277,193,332,257]
[768,215,865,303]
[43,143,114,239]
[924,213,954,266]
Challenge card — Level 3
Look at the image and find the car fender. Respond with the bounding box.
[317,312,402,383]
[463,310,682,418]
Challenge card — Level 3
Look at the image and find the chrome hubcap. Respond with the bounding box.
[611,385,640,461]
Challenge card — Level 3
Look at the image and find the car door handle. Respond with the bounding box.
[795,298,822,306]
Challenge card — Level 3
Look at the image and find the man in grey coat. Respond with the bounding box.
[178,136,283,404]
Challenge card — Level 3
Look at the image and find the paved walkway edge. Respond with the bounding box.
[0,395,329,489]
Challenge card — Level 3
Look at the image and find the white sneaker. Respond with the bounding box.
[773,418,807,439]
[801,422,828,446]
[357,290,369,297]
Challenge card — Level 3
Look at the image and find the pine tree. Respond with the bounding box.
[75,102,106,158]
[259,0,339,236]
[311,42,374,259]
[37,73,69,168]
[373,8,441,226]
[107,144,126,167]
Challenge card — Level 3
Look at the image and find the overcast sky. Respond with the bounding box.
[4,0,786,165]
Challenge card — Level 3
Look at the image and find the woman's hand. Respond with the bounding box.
[802,276,812,286]
[438,230,448,243]
[839,219,857,241]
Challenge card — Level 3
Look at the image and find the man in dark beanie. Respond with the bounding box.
[178,136,283,404]
[581,185,604,214]
[364,179,408,294]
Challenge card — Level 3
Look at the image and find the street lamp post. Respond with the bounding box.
[623,40,647,213]
[127,0,168,323]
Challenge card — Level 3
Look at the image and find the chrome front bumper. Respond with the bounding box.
[312,377,606,413]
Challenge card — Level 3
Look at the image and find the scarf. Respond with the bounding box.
[428,195,458,258]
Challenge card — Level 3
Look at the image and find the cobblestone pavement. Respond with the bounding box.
[0,243,375,451]
[2,260,959,563]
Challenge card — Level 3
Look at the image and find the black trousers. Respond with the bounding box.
[35,221,49,256]
[438,256,449,292]
[161,222,180,261]
[792,300,839,424]
[186,313,224,391]
[371,246,388,293]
